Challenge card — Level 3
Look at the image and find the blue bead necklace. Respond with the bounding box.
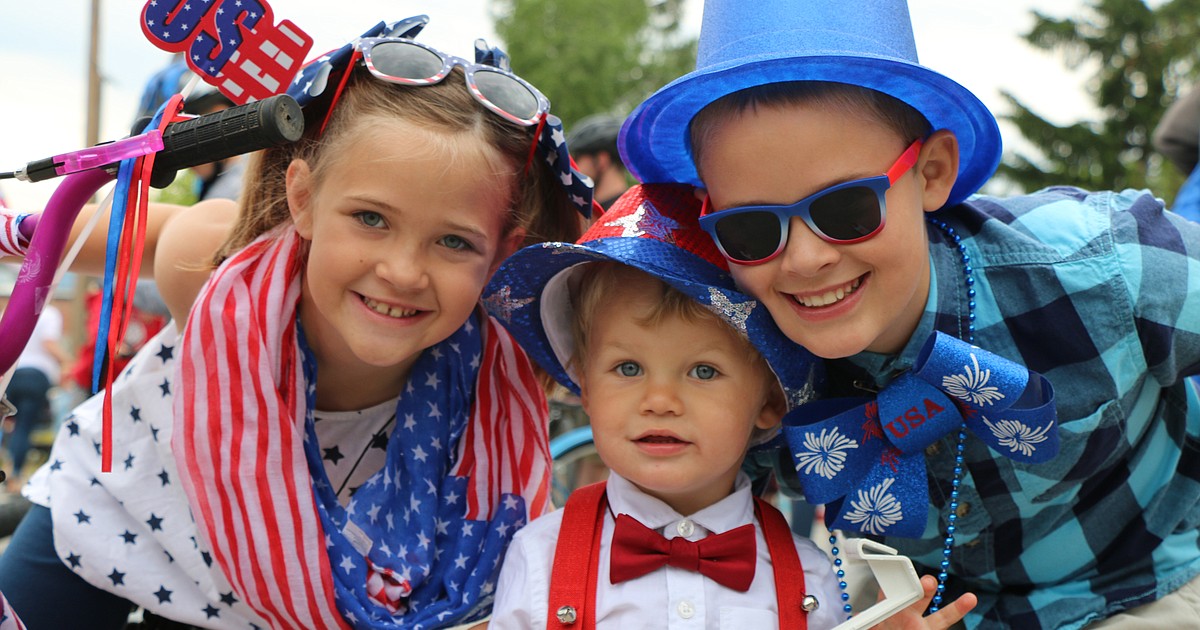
[827,217,975,621]
[927,216,974,613]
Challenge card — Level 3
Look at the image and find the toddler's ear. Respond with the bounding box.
[918,130,960,212]
[755,383,788,430]
[577,374,590,412]
[286,159,315,239]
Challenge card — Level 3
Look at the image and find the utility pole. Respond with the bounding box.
[71,0,105,362]
[85,0,102,147]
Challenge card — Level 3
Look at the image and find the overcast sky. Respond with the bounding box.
[0,0,1103,210]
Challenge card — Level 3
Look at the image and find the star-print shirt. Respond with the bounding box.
[831,188,1200,629]
[23,322,393,628]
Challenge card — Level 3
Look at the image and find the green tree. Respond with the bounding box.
[491,0,697,129]
[997,0,1200,201]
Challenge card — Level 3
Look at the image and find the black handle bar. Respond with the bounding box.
[149,93,304,188]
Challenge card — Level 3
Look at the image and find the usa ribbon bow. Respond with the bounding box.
[781,332,1058,538]
[609,514,757,591]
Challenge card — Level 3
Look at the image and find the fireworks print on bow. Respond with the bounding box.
[982,418,1055,457]
[793,426,859,480]
[944,351,1053,457]
[942,353,1005,406]
[781,331,1059,538]
[842,477,904,536]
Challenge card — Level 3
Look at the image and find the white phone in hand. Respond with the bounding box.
[829,538,924,630]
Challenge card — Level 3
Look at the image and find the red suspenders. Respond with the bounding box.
[547,482,607,628]
[546,481,809,629]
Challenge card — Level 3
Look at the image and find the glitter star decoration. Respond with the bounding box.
[482,285,535,324]
[704,287,755,333]
[602,200,680,241]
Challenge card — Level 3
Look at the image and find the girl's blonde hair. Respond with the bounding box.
[214,65,582,264]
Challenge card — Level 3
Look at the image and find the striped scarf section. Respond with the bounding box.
[173,226,551,628]
[0,590,26,630]
[0,211,29,258]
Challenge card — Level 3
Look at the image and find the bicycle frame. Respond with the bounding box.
[0,167,115,375]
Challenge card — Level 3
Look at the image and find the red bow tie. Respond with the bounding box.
[609,514,757,591]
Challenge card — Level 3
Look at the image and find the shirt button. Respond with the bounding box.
[677,520,695,537]
[955,502,971,518]
[677,600,695,619]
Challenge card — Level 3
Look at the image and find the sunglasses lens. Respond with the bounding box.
[714,211,781,262]
[473,69,541,121]
[809,186,883,241]
[370,41,444,80]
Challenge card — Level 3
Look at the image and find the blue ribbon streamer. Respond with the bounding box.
[91,109,170,392]
[91,156,136,393]
[781,331,1057,538]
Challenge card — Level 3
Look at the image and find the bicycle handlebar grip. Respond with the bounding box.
[149,93,304,189]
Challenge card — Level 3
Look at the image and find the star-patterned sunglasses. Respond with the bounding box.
[290,17,597,218]
[357,37,548,127]
[699,139,923,265]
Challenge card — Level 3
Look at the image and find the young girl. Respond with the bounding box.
[0,18,587,629]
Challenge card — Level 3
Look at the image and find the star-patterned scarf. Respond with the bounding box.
[174,226,551,628]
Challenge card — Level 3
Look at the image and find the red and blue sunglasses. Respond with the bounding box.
[699,138,923,265]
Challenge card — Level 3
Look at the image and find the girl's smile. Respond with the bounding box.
[288,119,519,408]
[359,294,423,320]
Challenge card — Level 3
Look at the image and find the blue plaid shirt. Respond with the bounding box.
[837,187,1200,629]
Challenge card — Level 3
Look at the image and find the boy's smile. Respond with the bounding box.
[577,272,781,516]
[697,103,949,359]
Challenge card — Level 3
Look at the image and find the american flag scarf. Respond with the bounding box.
[174,226,551,628]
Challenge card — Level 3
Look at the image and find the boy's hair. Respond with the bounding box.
[568,261,783,441]
[690,81,932,180]
[214,66,582,264]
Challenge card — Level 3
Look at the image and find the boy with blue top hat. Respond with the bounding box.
[619,0,1200,628]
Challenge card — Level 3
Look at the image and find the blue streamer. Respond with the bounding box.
[91,110,167,392]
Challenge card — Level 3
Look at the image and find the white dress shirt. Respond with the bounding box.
[492,472,844,629]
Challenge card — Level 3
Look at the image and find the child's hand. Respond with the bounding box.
[871,575,977,630]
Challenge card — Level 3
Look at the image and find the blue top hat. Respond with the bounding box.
[484,183,822,410]
[619,0,1001,207]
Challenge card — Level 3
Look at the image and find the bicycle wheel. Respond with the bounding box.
[549,426,609,507]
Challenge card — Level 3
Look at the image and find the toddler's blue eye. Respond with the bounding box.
[690,364,718,380]
[617,362,642,377]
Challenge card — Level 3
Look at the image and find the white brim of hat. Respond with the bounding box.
[619,54,1002,207]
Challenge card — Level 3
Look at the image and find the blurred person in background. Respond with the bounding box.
[567,113,630,212]
[1153,83,1200,222]
[4,302,69,490]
